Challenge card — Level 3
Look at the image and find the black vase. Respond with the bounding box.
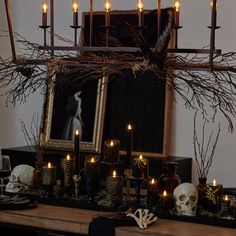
[158,162,181,195]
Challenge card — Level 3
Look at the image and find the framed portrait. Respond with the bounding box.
[82,8,173,157]
[40,70,107,153]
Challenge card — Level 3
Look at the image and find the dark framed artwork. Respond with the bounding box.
[82,9,173,157]
[40,71,107,153]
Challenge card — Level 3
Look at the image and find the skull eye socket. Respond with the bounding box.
[189,195,197,202]
[179,194,186,201]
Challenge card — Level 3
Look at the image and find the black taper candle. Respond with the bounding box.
[73,11,78,28]
[74,129,80,175]
[42,12,47,27]
[126,124,133,169]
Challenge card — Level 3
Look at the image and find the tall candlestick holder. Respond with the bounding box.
[70,25,81,46]
[172,25,182,49]
[137,11,144,35]
[39,24,50,47]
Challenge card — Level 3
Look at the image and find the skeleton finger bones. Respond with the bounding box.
[127,208,158,229]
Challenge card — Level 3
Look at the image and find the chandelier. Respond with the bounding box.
[2,0,236,133]
[4,0,220,68]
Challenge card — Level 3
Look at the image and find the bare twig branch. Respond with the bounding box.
[193,111,221,178]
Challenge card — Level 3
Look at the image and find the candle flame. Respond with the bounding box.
[224,195,229,201]
[66,154,70,160]
[210,0,219,9]
[163,190,167,197]
[113,170,116,177]
[42,0,48,13]
[213,179,216,186]
[75,129,80,135]
[104,0,111,12]
[91,157,95,163]
[72,0,79,12]
[139,154,143,160]
[48,162,51,168]
[151,178,155,184]
[110,140,114,146]
[137,0,144,12]
[174,0,180,12]
[128,124,132,130]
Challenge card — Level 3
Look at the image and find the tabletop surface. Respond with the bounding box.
[0,204,236,235]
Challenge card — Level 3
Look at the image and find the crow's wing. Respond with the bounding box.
[122,22,153,59]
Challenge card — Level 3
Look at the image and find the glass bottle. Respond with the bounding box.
[158,161,181,195]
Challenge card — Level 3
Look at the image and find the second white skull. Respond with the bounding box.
[173,183,198,216]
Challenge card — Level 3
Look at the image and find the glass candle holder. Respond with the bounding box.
[106,170,123,205]
[103,139,120,164]
[221,194,235,215]
[42,162,57,186]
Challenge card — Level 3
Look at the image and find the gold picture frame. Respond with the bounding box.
[40,71,107,153]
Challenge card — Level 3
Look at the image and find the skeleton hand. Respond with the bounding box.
[127,208,158,229]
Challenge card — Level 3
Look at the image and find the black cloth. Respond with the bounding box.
[88,215,136,236]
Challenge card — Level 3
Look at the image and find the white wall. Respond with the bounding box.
[0,0,236,187]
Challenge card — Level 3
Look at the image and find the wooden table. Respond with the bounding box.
[0,204,236,236]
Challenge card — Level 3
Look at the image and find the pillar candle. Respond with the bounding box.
[146,178,158,207]
[42,162,57,186]
[208,179,223,213]
[148,178,158,192]
[61,154,74,188]
[103,139,120,163]
[131,154,149,179]
[84,155,100,194]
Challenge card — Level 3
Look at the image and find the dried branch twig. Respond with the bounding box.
[193,111,221,179]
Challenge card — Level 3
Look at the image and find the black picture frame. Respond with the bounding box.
[81,9,173,157]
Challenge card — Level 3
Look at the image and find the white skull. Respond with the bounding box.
[173,183,198,216]
[5,164,35,193]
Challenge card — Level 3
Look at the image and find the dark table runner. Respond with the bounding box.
[88,214,137,236]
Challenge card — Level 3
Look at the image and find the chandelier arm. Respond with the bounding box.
[4,0,16,61]
[50,0,54,56]
[90,0,93,47]
[209,0,217,69]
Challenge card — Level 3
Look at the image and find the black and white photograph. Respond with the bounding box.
[41,72,107,153]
